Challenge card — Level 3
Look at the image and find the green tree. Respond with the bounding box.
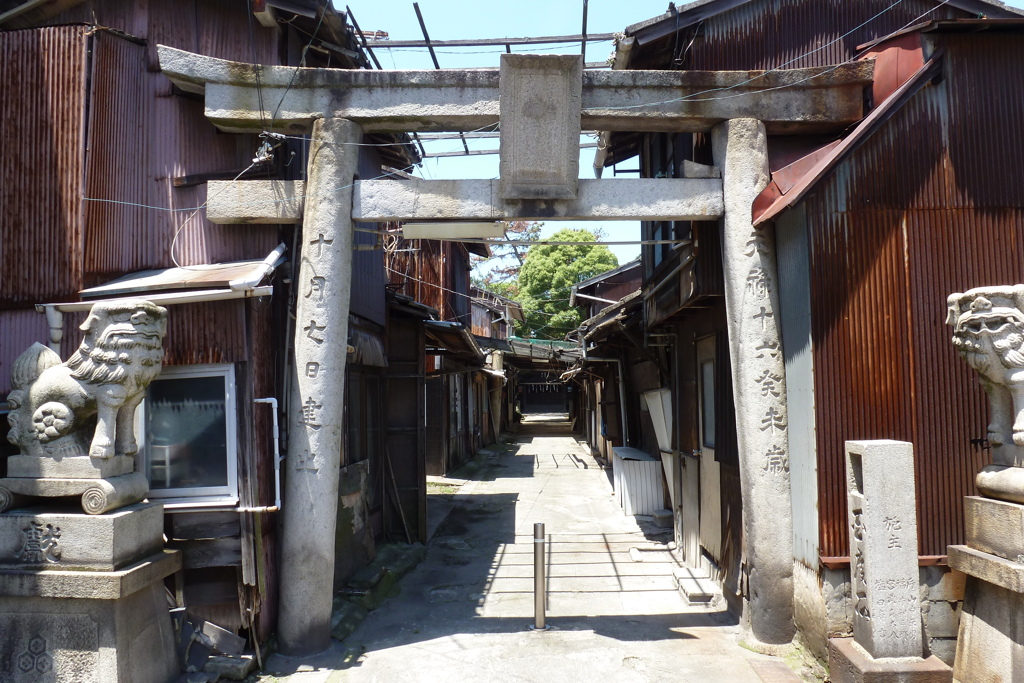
[471,220,543,298]
[516,228,618,339]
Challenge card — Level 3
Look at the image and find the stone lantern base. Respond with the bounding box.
[949,494,1024,682]
[0,503,180,683]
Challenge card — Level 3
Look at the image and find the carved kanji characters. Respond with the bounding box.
[759,406,787,434]
[304,319,326,345]
[755,369,783,397]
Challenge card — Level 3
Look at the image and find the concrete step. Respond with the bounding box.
[673,566,721,605]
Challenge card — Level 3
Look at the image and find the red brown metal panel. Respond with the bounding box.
[651,0,971,72]
[0,26,88,306]
[82,31,279,286]
[0,309,51,397]
[809,32,1024,558]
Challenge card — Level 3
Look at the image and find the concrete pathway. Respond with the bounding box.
[261,414,804,683]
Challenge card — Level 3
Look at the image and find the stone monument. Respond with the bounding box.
[947,286,1024,681]
[828,440,951,683]
[0,300,180,683]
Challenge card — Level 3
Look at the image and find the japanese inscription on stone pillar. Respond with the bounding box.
[845,440,922,659]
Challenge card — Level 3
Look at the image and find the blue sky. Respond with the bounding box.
[346,0,1024,269]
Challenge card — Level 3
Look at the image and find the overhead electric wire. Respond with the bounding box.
[84,0,946,229]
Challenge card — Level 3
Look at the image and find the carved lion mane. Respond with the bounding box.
[6,300,168,458]
[948,285,1024,448]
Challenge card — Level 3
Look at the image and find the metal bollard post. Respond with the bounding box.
[532,522,547,630]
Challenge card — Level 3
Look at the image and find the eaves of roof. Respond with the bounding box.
[753,55,943,227]
[625,0,1023,47]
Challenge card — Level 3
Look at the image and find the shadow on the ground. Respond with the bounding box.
[265,415,708,678]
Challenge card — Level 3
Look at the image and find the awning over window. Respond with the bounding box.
[425,321,484,362]
[79,245,286,298]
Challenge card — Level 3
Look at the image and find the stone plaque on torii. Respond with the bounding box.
[156,44,874,656]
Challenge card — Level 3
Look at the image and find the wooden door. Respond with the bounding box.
[697,336,722,565]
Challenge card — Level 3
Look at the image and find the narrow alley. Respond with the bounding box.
[264,414,805,683]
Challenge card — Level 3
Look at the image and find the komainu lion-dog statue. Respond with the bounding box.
[6,300,168,460]
[948,285,1024,502]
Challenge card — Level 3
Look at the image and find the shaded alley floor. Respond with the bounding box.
[262,414,804,683]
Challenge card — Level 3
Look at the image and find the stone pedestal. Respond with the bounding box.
[828,638,956,683]
[0,503,180,682]
[949,495,1024,682]
[0,454,147,515]
[829,441,951,683]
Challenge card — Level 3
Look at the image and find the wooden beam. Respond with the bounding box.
[365,32,616,48]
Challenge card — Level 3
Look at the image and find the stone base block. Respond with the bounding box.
[0,551,181,683]
[0,502,164,570]
[0,472,148,515]
[6,455,134,479]
[951,549,1024,682]
[964,496,1024,562]
[828,638,952,683]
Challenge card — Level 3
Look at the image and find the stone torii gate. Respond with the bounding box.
[158,46,872,656]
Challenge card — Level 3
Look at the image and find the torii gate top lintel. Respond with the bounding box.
[158,45,872,136]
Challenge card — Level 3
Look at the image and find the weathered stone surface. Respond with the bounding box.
[828,638,951,683]
[975,465,1024,505]
[963,495,1024,561]
[921,566,966,602]
[354,178,724,222]
[0,503,163,571]
[0,472,149,515]
[354,569,400,611]
[5,301,167,462]
[948,286,1024,471]
[953,575,1024,682]
[204,654,258,680]
[845,440,922,659]
[330,598,368,642]
[948,544,1024,594]
[6,454,133,479]
[158,45,871,135]
[926,638,957,668]
[0,579,178,683]
[922,600,959,639]
[499,54,582,200]
[712,118,794,646]
[206,180,305,224]
[278,118,360,657]
[0,550,180,599]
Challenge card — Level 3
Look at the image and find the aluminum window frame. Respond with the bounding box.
[136,363,239,508]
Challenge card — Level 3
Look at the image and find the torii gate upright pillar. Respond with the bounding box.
[713,118,796,647]
[279,118,361,656]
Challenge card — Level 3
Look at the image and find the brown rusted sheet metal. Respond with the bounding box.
[809,31,1024,558]
[0,309,51,398]
[0,26,88,306]
[83,31,279,287]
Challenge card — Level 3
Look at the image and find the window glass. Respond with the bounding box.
[701,359,716,448]
[146,375,228,490]
[139,364,237,505]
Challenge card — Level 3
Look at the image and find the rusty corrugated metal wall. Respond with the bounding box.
[808,32,1024,558]
[630,0,977,71]
[84,30,277,286]
[0,26,88,307]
